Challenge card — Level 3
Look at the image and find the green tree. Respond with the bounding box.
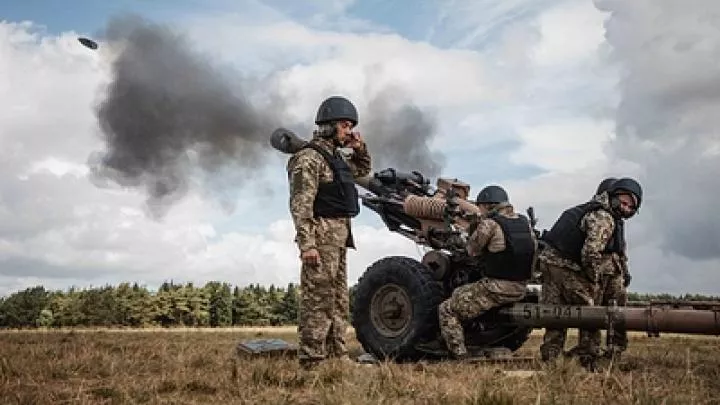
[0,286,51,328]
[35,309,54,327]
[277,283,299,324]
[206,281,232,327]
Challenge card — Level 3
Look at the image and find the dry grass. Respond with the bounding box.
[0,328,718,404]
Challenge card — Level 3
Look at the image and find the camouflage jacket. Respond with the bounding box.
[286,136,372,252]
[538,192,625,281]
[466,203,539,274]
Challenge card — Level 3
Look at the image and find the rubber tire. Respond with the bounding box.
[351,256,444,361]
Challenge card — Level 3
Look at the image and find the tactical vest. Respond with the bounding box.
[303,143,360,218]
[482,214,536,282]
[542,201,624,264]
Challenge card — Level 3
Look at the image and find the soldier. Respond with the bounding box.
[419,185,537,359]
[286,96,372,369]
[538,177,642,370]
[568,177,632,360]
[545,177,618,359]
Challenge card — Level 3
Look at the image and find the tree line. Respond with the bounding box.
[0,281,306,329]
[0,281,717,329]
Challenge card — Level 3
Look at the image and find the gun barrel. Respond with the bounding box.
[496,303,720,336]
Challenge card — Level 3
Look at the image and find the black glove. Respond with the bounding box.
[623,272,632,288]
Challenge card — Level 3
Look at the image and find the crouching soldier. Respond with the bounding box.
[539,177,642,370]
[419,185,538,359]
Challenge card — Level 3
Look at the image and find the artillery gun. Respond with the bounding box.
[270,128,720,362]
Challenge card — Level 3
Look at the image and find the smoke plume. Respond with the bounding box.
[362,88,445,178]
[89,15,445,217]
[89,15,284,217]
[595,0,720,260]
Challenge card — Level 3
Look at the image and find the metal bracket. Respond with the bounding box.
[644,305,661,338]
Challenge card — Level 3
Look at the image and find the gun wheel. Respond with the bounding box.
[352,256,444,361]
[370,283,413,338]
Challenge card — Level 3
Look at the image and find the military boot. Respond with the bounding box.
[415,339,451,357]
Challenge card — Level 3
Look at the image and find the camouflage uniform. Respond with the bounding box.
[438,204,537,358]
[287,135,371,367]
[591,232,629,356]
[539,192,624,364]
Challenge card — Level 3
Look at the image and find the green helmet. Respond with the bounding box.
[476,185,509,204]
[608,177,643,218]
[315,96,358,126]
[596,177,618,195]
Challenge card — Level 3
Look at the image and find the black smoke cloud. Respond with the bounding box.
[362,88,445,178]
[595,0,720,260]
[89,15,445,217]
[89,15,284,217]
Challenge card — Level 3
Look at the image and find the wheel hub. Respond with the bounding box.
[369,283,413,338]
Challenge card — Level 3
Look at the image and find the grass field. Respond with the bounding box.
[1,327,719,404]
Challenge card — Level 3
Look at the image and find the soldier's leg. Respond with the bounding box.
[563,271,600,369]
[539,264,568,362]
[326,246,349,359]
[586,275,611,354]
[438,281,498,358]
[604,273,628,355]
[298,246,334,368]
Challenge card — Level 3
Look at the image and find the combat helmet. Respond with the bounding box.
[596,177,618,196]
[315,96,358,126]
[476,185,509,205]
[607,177,643,216]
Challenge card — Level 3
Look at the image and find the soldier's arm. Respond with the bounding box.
[288,151,321,253]
[620,252,631,286]
[466,218,496,257]
[346,142,372,178]
[580,211,615,280]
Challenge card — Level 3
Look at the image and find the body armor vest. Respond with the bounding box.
[303,143,360,218]
[483,214,536,282]
[542,201,624,264]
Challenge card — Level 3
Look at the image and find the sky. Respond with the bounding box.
[1,0,720,296]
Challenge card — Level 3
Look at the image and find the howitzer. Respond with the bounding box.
[269,128,720,362]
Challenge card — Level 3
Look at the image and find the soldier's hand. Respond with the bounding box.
[623,272,632,288]
[348,131,364,150]
[301,248,320,266]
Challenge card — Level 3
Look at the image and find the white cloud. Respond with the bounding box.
[238,21,500,118]
[510,118,613,172]
[532,0,606,66]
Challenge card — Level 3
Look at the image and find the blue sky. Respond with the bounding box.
[1,0,560,49]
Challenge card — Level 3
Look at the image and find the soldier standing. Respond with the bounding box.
[538,177,642,370]
[286,96,372,369]
[419,185,537,359]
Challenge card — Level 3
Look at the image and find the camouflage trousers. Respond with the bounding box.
[590,272,628,354]
[298,245,349,367]
[438,278,527,357]
[539,263,598,362]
